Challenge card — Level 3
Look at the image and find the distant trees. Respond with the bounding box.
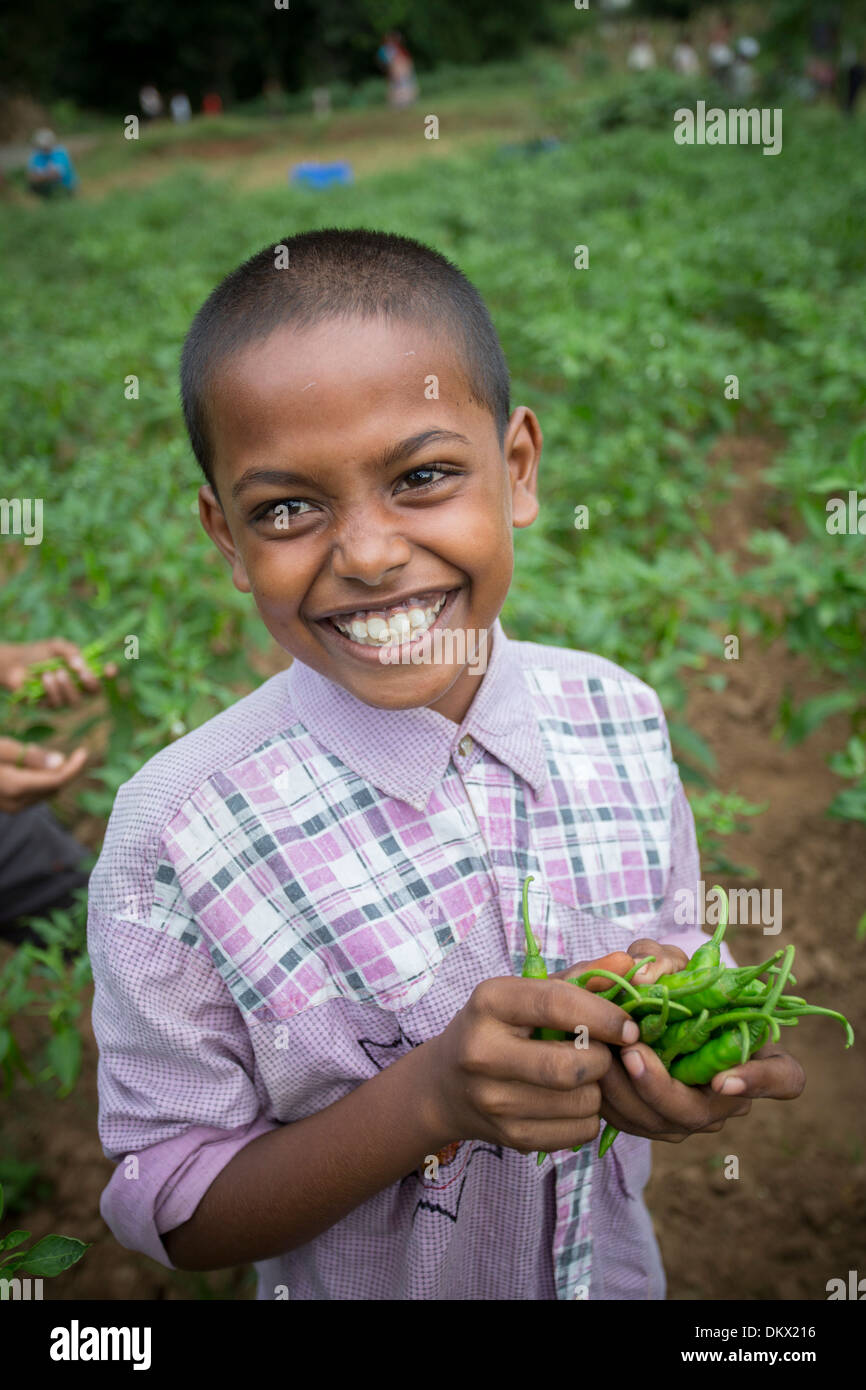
[0,0,561,113]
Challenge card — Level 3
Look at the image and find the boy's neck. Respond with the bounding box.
[424,623,495,724]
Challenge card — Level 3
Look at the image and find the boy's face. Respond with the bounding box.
[199,316,540,724]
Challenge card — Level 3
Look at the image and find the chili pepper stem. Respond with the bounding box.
[567,970,644,1002]
[600,955,655,1001]
[521,875,541,962]
[772,1004,854,1047]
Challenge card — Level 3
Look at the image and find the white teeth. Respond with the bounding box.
[332,592,449,645]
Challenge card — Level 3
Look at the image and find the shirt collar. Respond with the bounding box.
[284,618,549,811]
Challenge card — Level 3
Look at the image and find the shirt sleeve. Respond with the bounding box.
[89,907,280,1269]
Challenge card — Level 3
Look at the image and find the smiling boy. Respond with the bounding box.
[89,229,803,1300]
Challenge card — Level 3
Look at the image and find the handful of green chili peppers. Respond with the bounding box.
[518,875,855,1165]
[6,637,117,705]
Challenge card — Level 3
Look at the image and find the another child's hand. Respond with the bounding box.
[0,639,117,707]
[425,968,639,1156]
[0,737,88,813]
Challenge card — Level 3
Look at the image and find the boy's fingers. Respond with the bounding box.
[708,1047,806,1101]
[600,1051,684,1135]
[483,976,640,1046]
[625,939,689,984]
[552,951,635,988]
[618,1044,742,1127]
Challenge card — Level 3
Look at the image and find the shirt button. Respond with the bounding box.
[457,735,473,757]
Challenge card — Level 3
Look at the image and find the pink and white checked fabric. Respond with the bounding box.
[88,618,730,1300]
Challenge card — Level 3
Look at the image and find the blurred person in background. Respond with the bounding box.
[731,35,760,96]
[0,638,116,948]
[707,14,736,88]
[27,129,78,198]
[627,27,657,72]
[202,91,223,116]
[806,13,839,102]
[170,91,192,123]
[139,83,164,120]
[378,31,419,108]
[671,31,701,76]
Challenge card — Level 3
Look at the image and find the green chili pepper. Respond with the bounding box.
[620,963,727,1012]
[669,1016,770,1085]
[656,1008,712,1068]
[520,876,546,982]
[520,876,565,1042]
[517,875,572,1166]
[687,885,729,971]
[664,1006,770,1054]
[598,1122,619,1157]
[669,945,795,1085]
[595,938,855,1157]
[639,986,672,1044]
[671,949,785,1013]
[765,1003,854,1047]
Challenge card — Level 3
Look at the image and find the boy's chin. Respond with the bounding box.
[334,663,466,710]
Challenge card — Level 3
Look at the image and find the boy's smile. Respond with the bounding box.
[199,316,540,724]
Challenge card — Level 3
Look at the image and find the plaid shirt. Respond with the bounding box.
[89,618,729,1300]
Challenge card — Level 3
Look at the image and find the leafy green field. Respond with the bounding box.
[1,90,865,837]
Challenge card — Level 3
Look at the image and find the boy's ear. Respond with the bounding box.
[197,485,252,594]
[505,407,541,530]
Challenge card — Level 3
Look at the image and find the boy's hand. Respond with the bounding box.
[600,1039,805,1143]
[588,937,805,1139]
[0,737,88,813]
[550,939,690,988]
[425,962,640,1156]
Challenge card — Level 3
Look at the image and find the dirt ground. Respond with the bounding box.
[646,436,866,1300]
[3,436,863,1302]
[0,98,535,204]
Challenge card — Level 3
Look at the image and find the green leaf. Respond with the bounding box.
[782,691,861,746]
[46,1027,82,1094]
[828,786,866,824]
[18,1234,90,1277]
[856,912,866,943]
[0,1250,31,1275]
[669,720,717,773]
[0,1230,30,1253]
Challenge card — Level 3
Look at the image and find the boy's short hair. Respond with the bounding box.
[179,227,511,494]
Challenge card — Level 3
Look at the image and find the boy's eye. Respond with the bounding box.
[252,465,457,525]
[396,465,453,492]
